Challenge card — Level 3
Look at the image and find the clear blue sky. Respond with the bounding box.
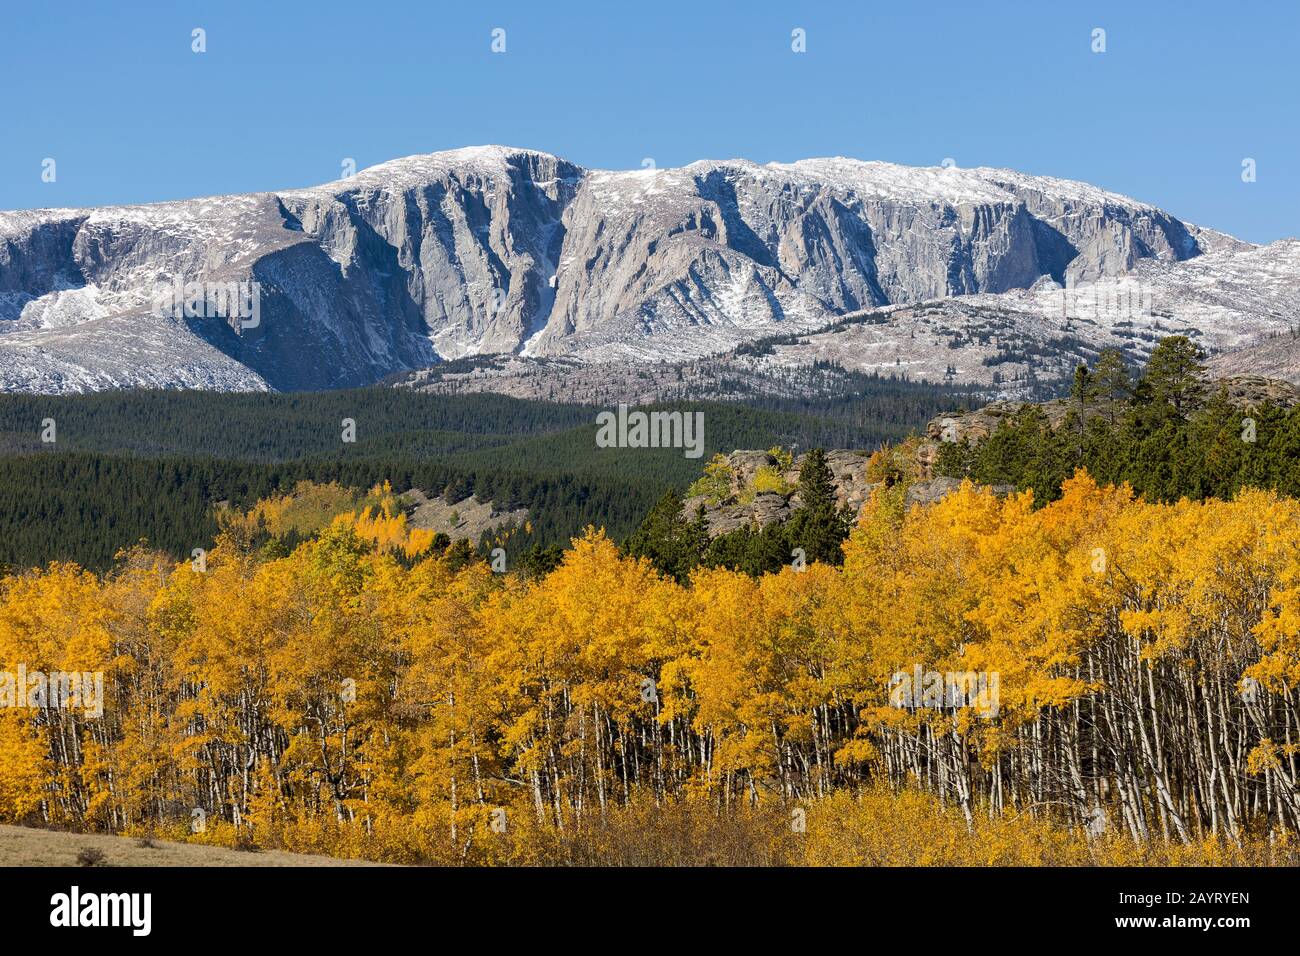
[3,0,1296,243]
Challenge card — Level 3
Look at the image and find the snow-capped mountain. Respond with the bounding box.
[0,145,1294,394]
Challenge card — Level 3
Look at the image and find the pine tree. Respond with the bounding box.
[1069,364,1093,459]
[1092,348,1132,421]
[623,488,709,583]
[798,448,837,510]
[1141,335,1206,415]
[787,448,853,566]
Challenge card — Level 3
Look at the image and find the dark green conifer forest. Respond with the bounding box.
[0,375,957,570]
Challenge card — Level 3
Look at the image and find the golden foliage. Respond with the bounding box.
[3,471,1300,863]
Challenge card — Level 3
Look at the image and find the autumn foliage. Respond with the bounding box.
[2,474,1299,865]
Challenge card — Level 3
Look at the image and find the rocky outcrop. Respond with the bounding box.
[682,371,1300,537]
[682,447,1010,536]
[402,489,528,543]
[927,400,1033,445]
[1207,373,1300,409]
[682,448,859,536]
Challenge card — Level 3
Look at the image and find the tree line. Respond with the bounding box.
[936,336,1300,504]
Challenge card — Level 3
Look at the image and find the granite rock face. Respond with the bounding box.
[1,146,1244,393]
[1211,375,1300,409]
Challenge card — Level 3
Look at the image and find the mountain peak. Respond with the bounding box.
[296,145,579,196]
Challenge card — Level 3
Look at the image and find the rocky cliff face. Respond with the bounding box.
[522,157,1233,363]
[1,146,1253,393]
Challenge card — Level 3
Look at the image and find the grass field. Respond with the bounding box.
[0,825,388,867]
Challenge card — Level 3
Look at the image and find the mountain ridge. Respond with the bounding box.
[2,146,1293,395]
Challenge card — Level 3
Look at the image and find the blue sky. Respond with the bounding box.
[3,0,1296,243]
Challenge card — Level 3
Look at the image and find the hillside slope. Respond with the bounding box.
[0,824,386,867]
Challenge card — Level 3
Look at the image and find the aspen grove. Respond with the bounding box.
[1,474,1299,864]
